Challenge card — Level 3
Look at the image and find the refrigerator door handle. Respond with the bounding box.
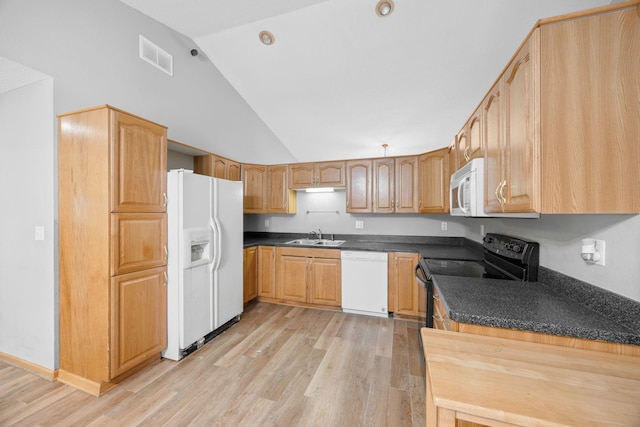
[210,218,222,272]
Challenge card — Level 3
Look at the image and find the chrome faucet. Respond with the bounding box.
[310,229,323,240]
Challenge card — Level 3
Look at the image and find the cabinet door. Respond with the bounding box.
[467,107,483,162]
[309,258,341,307]
[395,156,419,213]
[503,33,539,213]
[258,246,276,298]
[389,253,422,317]
[278,255,308,303]
[316,161,346,187]
[227,160,241,181]
[243,247,258,303]
[267,165,295,213]
[484,82,504,214]
[242,164,267,213]
[110,110,167,213]
[418,148,449,214]
[346,160,372,213]
[289,163,315,189]
[373,158,394,213]
[110,213,167,276]
[110,267,166,378]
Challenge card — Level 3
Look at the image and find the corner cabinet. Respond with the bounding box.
[58,105,167,396]
[194,154,241,181]
[242,164,296,214]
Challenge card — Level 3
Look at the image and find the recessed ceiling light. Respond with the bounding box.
[376,0,394,17]
[259,31,275,46]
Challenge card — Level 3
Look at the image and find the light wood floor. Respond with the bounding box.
[0,302,426,426]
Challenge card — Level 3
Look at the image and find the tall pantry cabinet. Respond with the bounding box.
[58,105,168,396]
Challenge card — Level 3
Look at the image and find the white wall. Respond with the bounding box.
[0,0,294,165]
[463,215,640,302]
[244,190,466,237]
[0,78,56,369]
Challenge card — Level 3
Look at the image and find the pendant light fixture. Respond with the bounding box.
[376,0,394,17]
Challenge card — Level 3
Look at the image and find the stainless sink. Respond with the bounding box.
[285,239,345,247]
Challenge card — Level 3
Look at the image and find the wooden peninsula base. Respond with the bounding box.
[421,328,640,427]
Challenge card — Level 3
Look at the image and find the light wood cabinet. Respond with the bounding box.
[372,158,394,213]
[388,252,424,319]
[346,159,373,213]
[418,148,449,214]
[257,246,277,299]
[538,5,640,213]
[266,164,296,214]
[485,34,539,215]
[194,154,241,181]
[373,156,419,213]
[110,267,167,378]
[241,164,267,213]
[58,105,167,396]
[476,4,640,214]
[289,161,346,189]
[243,247,258,304]
[242,164,296,213]
[276,247,341,307]
[455,105,483,170]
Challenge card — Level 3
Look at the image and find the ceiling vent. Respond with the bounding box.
[139,35,173,76]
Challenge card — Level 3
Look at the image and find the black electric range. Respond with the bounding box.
[415,233,540,328]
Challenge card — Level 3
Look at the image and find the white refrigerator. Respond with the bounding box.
[163,169,243,361]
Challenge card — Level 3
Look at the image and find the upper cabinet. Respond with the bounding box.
[348,156,419,214]
[111,111,167,213]
[454,3,640,215]
[454,105,483,171]
[418,148,449,214]
[346,159,373,213]
[194,154,241,181]
[538,4,640,213]
[289,161,346,189]
[242,164,296,214]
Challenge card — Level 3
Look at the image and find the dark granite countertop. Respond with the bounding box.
[244,232,640,347]
[432,270,640,346]
[243,232,484,258]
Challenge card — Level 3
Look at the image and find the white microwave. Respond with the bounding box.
[450,158,490,217]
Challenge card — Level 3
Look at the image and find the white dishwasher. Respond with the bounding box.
[341,251,388,318]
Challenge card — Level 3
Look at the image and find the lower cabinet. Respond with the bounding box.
[388,252,425,319]
[110,267,167,378]
[258,246,277,299]
[276,247,341,307]
[243,247,258,304]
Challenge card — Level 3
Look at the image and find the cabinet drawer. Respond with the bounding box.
[433,287,455,331]
[110,213,167,275]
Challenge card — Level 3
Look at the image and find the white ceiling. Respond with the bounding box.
[121,0,610,162]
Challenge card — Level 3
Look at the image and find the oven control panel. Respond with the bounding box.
[483,233,539,263]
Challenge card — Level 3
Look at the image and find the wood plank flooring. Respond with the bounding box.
[0,302,426,426]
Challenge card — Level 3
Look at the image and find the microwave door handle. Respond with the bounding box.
[458,181,468,214]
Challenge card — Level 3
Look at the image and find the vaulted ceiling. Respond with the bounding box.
[121,0,610,162]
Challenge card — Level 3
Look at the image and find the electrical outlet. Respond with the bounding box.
[441,221,447,231]
[355,220,364,229]
[480,224,485,236]
[35,226,44,241]
[264,219,270,228]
